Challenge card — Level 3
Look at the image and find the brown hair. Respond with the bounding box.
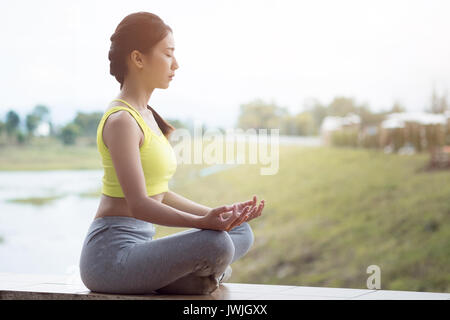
[108,11,176,139]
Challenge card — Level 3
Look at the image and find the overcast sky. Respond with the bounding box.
[1,0,449,129]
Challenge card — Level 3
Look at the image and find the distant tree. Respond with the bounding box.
[5,110,20,137]
[60,123,80,145]
[302,98,327,134]
[167,118,188,129]
[293,112,315,135]
[25,113,40,136]
[73,111,103,137]
[327,96,361,117]
[237,99,289,132]
[30,104,50,122]
[16,131,26,145]
[280,115,298,135]
[427,86,448,114]
[390,101,406,113]
[326,96,386,128]
[358,105,386,127]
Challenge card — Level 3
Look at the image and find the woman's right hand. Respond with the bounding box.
[198,204,250,231]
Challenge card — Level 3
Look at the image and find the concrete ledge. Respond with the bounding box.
[1,272,449,300]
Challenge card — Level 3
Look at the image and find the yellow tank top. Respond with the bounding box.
[97,98,177,197]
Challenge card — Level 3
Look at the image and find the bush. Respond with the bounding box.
[360,133,380,149]
[60,123,80,145]
[330,129,359,147]
[16,131,26,145]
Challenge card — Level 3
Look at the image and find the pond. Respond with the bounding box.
[0,170,103,277]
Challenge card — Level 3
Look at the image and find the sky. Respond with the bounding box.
[1,0,450,129]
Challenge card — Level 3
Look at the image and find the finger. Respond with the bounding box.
[237,199,253,211]
[245,204,259,221]
[230,205,251,229]
[226,204,239,222]
[239,200,252,210]
[238,206,253,226]
[215,205,233,216]
[256,200,264,216]
[248,201,264,220]
[237,205,251,224]
[222,205,233,212]
[245,198,257,212]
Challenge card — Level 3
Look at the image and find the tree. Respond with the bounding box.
[16,131,26,145]
[237,98,289,132]
[32,105,51,122]
[26,113,40,136]
[427,86,448,114]
[0,120,5,145]
[5,110,20,137]
[390,101,406,113]
[167,118,188,129]
[294,112,315,135]
[60,123,80,145]
[302,98,328,133]
[73,111,103,137]
[327,96,360,117]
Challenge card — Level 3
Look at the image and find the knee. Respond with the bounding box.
[202,230,235,265]
[239,222,255,250]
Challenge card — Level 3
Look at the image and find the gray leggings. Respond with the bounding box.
[79,216,254,295]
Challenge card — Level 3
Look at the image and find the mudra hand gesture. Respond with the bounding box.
[222,195,265,232]
[200,195,265,232]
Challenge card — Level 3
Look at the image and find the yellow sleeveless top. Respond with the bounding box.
[97,98,177,197]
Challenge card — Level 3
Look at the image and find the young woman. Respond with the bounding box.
[79,11,265,295]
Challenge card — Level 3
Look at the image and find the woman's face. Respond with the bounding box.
[132,32,179,89]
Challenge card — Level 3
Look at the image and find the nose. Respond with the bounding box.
[172,57,179,70]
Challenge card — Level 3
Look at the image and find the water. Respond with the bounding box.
[0,169,103,276]
[198,164,240,177]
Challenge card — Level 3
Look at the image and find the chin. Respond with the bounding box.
[156,83,169,89]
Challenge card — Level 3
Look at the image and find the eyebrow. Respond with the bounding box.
[166,47,175,51]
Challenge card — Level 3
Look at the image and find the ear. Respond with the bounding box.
[129,50,145,69]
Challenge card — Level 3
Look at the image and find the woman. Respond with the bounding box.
[79,11,265,295]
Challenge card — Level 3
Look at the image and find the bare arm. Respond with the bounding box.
[162,190,212,217]
[132,196,203,228]
[103,110,202,228]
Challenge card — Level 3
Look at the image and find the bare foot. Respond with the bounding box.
[155,273,219,295]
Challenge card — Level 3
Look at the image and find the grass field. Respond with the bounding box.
[1,142,449,292]
[168,145,450,292]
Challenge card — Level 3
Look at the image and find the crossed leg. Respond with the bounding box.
[111,222,254,295]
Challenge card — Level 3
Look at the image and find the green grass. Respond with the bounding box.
[6,195,66,206]
[0,141,101,171]
[0,142,449,292]
[164,145,450,292]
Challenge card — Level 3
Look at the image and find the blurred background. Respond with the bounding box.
[0,0,449,292]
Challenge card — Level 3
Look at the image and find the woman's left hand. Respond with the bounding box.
[222,195,265,232]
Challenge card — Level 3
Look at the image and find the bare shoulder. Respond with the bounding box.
[103,107,144,149]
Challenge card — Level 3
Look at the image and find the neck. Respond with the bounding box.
[117,79,155,113]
